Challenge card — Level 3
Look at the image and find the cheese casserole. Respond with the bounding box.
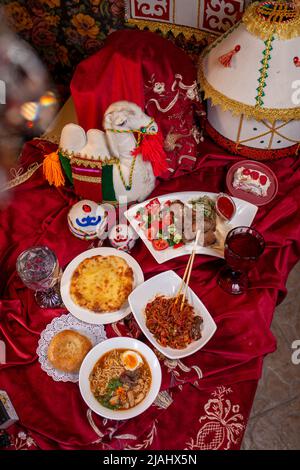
[70,255,134,312]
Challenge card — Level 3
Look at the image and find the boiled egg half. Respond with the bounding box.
[121,350,143,371]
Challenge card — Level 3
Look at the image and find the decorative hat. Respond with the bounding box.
[198,1,300,159]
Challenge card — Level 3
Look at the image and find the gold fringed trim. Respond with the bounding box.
[198,58,300,122]
[39,133,59,144]
[71,157,103,169]
[126,18,215,43]
[0,162,42,192]
[59,148,118,166]
[243,2,300,40]
[72,174,102,184]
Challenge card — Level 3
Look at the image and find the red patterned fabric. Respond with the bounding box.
[1,136,300,450]
[71,30,203,179]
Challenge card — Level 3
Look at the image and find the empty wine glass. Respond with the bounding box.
[16,246,62,308]
[218,226,265,295]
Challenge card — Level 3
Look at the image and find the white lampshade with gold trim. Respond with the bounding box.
[198,1,300,160]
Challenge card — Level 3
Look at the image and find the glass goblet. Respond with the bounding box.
[217,226,265,295]
[16,246,62,308]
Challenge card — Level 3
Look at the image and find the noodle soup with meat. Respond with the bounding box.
[89,349,152,410]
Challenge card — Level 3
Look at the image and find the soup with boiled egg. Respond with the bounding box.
[89,349,152,410]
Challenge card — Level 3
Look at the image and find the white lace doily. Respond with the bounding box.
[37,313,107,383]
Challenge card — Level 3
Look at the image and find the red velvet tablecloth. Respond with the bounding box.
[1,138,300,450]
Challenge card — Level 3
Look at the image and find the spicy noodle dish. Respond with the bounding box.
[89,349,152,410]
[145,294,203,349]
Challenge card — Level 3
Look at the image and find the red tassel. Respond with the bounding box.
[131,131,168,177]
[218,45,241,68]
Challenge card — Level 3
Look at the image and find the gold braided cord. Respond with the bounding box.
[126,18,215,43]
[198,59,300,122]
[116,157,137,191]
[0,162,43,191]
[106,117,156,136]
[72,173,102,184]
[243,2,300,40]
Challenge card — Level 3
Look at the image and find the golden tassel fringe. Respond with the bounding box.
[243,2,300,41]
[198,58,300,122]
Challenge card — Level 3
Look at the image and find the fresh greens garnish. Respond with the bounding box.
[97,378,123,410]
[98,396,119,410]
[189,196,216,219]
[107,378,122,392]
[173,233,182,244]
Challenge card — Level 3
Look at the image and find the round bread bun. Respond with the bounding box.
[47,330,92,372]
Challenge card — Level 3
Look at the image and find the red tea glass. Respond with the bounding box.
[218,226,265,295]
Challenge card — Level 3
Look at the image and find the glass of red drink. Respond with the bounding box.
[218,226,265,295]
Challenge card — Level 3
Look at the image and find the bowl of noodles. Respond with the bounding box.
[79,337,162,420]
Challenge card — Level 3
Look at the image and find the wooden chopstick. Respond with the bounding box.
[180,230,200,310]
[175,230,200,308]
[175,254,193,303]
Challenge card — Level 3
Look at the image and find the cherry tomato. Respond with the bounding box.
[146,198,160,210]
[163,200,172,207]
[174,242,184,249]
[134,211,142,221]
[152,239,169,251]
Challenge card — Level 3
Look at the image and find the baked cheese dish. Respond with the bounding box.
[70,255,134,312]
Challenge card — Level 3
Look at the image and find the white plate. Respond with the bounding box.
[125,191,258,264]
[36,313,107,382]
[60,248,144,325]
[128,270,217,359]
[79,337,162,420]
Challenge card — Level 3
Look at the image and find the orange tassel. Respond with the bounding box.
[43,151,65,187]
[218,45,241,67]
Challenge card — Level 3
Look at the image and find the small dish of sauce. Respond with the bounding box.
[216,193,236,221]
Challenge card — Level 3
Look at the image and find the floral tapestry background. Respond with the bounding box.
[1,0,126,102]
[0,0,209,104]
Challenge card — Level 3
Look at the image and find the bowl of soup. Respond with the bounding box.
[79,337,162,420]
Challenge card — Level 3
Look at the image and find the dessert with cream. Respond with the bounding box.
[232,167,270,197]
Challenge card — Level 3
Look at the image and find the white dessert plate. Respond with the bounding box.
[226,160,278,207]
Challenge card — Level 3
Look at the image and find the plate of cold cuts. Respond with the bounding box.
[125,191,258,264]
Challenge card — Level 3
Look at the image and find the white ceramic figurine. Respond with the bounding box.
[59,101,168,203]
